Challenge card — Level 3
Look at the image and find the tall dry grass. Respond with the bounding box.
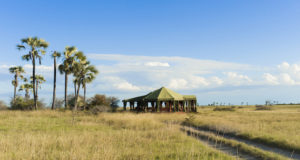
[0,111,232,160]
[192,105,300,151]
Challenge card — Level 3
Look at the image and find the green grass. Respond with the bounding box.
[0,111,233,160]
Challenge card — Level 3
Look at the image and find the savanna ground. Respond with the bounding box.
[0,105,299,160]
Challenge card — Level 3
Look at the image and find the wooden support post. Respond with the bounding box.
[123,101,126,111]
[151,102,155,112]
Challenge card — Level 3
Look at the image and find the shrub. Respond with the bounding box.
[53,98,64,109]
[107,96,120,112]
[0,100,8,110]
[67,94,84,110]
[213,106,236,111]
[10,96,45,110]
[86,94,120,113]
[255,105,272,110]
[89,105,110,115]
[87,94,109,107]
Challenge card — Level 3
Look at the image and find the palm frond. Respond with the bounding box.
[16,45,25,50]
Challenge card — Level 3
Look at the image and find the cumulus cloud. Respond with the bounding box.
[262,62,300,86]
[114,82,140,91]
[223,72,252,86]
[263,73,279,85]
[279,73,296,85]
[277,62,290,71]
[168,78,188,90]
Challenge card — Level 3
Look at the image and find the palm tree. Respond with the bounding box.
[81,64,98,110]
[9,66,25,101]
[58,46,77,109]
[72,51,88,110]
[17,37,49,110]
[19,78,33,100]
[31,75,46,101]
[51,51,61,110]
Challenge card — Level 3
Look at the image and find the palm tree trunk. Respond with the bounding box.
[83,83,86,110]
[74,82,81,111]
[64,72,68,109]
[51,57,56,110]
[74,83,76,96]
[25,90,29,99]
[36,81,39,106]
[14,74,17,101]
[32,55,37,110]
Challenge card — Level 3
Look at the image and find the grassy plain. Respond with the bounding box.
[190,105,300,153]
[0,105,299,159]
[0,111,232,160]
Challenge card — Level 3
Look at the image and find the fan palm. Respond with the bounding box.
[51,51,61,110]
[9,66,25,101]
[81,64,98,110]
[72,52,88,110]
[58,46,77,109]
[31,75,46,101]
[17,37,49,110]
[19,78,33,100]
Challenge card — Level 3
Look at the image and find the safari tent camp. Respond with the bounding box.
[122,87,197,112]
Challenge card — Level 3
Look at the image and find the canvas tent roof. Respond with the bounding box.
[123,95,147,102]
[183,95,197,100]
[123,87,197,102]
[143,87,185,101]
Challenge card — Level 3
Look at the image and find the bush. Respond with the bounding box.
[255,105,272,110]
[107,96,120,112]
[10,96,45,110]
[86,94,120,113]
[89,105,110,115]
[0,100,8,110]
[67,94,84,110]
[53,98,64,109]
[87,94,109,107]
[213,106,236,111]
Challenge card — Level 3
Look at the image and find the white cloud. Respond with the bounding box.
[144,62,170,67]
[263,73,279,85]
[88,54,253,74]
[0,64,53,76]
[89,53,256,91]
[98,76,141,92]
[168,78,188,90]
[279,73,296,85]
[191,76,210,87]
[278,62,290,71]
[210,76,224,85]
[23,64,52,71]
[262,62,300,86]
[114,82,140,91]
[223,72,252,86]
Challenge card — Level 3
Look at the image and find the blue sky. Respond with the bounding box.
[1,0,300,105]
